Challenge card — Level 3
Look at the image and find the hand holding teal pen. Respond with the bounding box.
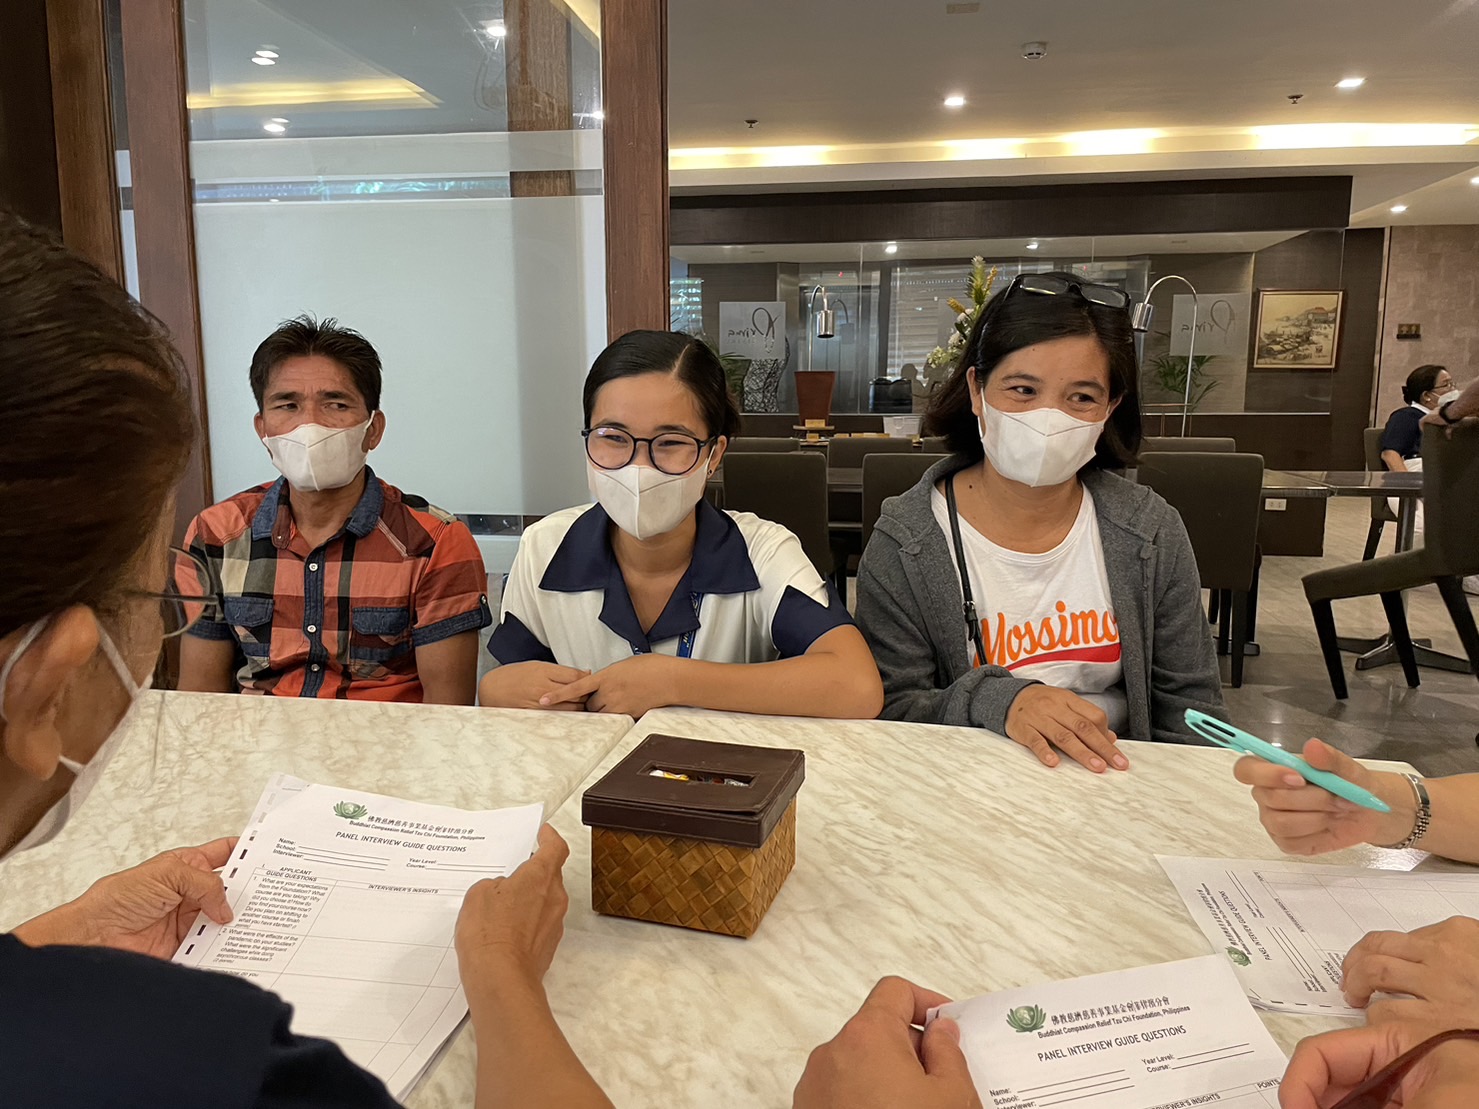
[1188,710,1390,812]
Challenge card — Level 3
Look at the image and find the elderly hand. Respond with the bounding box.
[1280,1022,1479,1109]
[455,824,570,994]
[1341,917,1479,1029]
[793,977,982,1109]
[1004,685,1128,773]
[1233,738,1416,855]
[13,838,236,958]
[546,654,679,718]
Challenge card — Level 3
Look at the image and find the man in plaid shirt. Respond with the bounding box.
[179,316,491,703]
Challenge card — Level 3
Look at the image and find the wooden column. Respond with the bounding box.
[600,0,668,338]
[46,0,123,281]
[118,0,212,532]
[506,0,575,197]
[0,0,62,232]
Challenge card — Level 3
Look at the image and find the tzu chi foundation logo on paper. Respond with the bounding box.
[1226,946,1252,966]
[1005,1005,1047,1033]
[333,801,369,820]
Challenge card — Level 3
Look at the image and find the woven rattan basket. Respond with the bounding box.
[591,800,796,938]
[583,734,805,939]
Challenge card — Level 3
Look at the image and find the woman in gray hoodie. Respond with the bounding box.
[856,273,1222,772]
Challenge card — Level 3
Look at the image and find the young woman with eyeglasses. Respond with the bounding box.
[856,273,1223,772]
[479,330,883,719]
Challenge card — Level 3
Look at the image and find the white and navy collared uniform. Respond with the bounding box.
[489,499,854,670]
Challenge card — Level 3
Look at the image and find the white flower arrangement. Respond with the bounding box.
[925,256,999,372]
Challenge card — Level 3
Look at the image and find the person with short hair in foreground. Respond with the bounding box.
[178,315,491,704]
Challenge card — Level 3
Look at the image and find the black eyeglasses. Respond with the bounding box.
[583,427,716,476]
[1004,272,1133,311]
[125,546,222,639]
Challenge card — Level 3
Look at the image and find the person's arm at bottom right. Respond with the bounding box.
[1281,1023,1479,1109]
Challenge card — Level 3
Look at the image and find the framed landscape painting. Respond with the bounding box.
[1252,290,1344,370]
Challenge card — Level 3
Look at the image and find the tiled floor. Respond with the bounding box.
[1217,497,1479,777]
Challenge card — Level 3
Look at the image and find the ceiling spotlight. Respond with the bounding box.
[1390,204,1408,213]
[1025,241,1040,250]
[884,242,898,254]
[943,94,966,108]
[483,18,507,37]
[254,48,279,58]
[1335,77,1366,90]
[263,121,287,134]
[251,56,276,66]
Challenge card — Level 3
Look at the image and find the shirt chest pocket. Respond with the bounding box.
[348,606,414,674]
[223,596,274,659]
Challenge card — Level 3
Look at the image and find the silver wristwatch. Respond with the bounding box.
[1379,774,1432,850]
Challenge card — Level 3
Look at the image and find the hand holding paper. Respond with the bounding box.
[793,977,982,1109]
[1342,917,1479,1029]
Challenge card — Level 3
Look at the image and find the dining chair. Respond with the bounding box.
[1139,436,1237,455]
[826,436,917,470]
[1303,424,1479,700]
[1137,452,1265,687]
[725,437,807,455]
[862,453,949,548]
[1362,426,1401,560]
[720,451,834,585]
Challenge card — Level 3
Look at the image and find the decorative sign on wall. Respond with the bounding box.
[1252,290,1345,370]
[1396,322,1422,341]
[718,301,785,361]
[1169,293,1251,358]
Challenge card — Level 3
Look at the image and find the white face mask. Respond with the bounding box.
[980,403,1106,488]
[586,451,713,541]
[0,615,150,859]
[1437,388,1462,407]
[262,419,373,492]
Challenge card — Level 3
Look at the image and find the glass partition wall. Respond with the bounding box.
[183,0,606,572]
[671,230,1350,422]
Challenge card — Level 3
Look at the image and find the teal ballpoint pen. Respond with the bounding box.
[1185,709,1391,813]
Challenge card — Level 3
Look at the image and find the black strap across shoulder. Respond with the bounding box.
[944,472,988,668]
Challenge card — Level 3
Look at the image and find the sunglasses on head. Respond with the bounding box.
[1002,272,1132,311]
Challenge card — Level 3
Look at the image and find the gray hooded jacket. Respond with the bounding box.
[856,456,1223,743]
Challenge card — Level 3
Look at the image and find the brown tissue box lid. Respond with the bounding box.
[581,733,805,849]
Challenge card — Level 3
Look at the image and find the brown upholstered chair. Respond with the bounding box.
[1304,424,1479,700]
[1138,451,1265,687]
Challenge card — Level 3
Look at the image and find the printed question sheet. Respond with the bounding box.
[173,774,542,1099]
[929,955,1285,1109]
[1157,856,1479,1017]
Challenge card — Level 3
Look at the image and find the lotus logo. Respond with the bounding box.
[333,801,368,820]
[1005,1005,1046,1033]
[1226,946,1251,966]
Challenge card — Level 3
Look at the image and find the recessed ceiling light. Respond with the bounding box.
[263,121,287,134]
[254,48,279,59]
[884,242,898,254]
[268,198,281,203]
[1336,77,1366,90]
[1390,204,1408,213]
[1025,241,1040,250]
[483,18,507,37]
[1470,175,1479,185]
[943,94,966,109]
[251,56,276,66]
[268,117,288,124]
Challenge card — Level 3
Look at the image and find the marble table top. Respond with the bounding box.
[543,707,1429,1109]
[0,690,633,1108]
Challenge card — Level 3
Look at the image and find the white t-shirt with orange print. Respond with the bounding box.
[931,484,1129,734]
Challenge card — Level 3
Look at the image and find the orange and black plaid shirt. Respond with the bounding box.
[183,468,491,701]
